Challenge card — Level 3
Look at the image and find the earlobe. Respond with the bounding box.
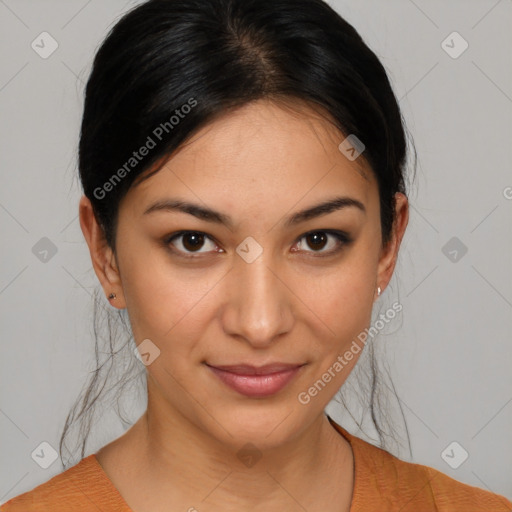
[78,195,126,309]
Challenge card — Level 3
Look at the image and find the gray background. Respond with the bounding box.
[1,0,511,505]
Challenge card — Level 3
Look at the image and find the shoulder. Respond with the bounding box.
[352,434,512,511]
[379,452,511,511]
[0,454,130,512]
[331,421,512,511]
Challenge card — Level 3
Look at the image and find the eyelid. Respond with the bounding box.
[164,229,351,258]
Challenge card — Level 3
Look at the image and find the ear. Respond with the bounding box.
[375,192,409,299]
[79,195,126,309]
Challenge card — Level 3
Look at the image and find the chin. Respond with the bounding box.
[202,399,310,449]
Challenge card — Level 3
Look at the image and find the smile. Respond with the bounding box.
[205,363,304,398]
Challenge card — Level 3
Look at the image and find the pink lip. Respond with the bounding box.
[206,363,304,397]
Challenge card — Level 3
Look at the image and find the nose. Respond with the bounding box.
[221,252,294,348]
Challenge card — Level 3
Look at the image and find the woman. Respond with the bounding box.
[2,0,510,510]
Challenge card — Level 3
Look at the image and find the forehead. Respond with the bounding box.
[122,99,378,224]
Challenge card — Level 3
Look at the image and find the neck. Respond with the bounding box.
[116,389,353,511]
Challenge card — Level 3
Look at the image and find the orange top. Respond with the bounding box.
[2,417,511,511]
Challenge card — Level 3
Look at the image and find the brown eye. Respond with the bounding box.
[181,232,205,252]
[166,231,219,256]
[305,232,328,251]
[164,229,350,259]
[293,230,351,256]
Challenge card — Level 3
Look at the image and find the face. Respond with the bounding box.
[81,98,408,451]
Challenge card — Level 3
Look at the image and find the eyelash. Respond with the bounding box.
[163,230,352,259]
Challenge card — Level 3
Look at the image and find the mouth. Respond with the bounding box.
[205,362,305,398]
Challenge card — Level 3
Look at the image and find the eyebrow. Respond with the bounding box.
[143,195,366,228]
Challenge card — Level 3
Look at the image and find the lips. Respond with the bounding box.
[206,362,304,397]
[208,363,302,375]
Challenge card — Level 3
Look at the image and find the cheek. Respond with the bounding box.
[118,241,219,344]
[319,281,373,361]
[308,247,378,363]
[318,248,377,321]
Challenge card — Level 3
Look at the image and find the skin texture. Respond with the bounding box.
[79,98,409,512]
